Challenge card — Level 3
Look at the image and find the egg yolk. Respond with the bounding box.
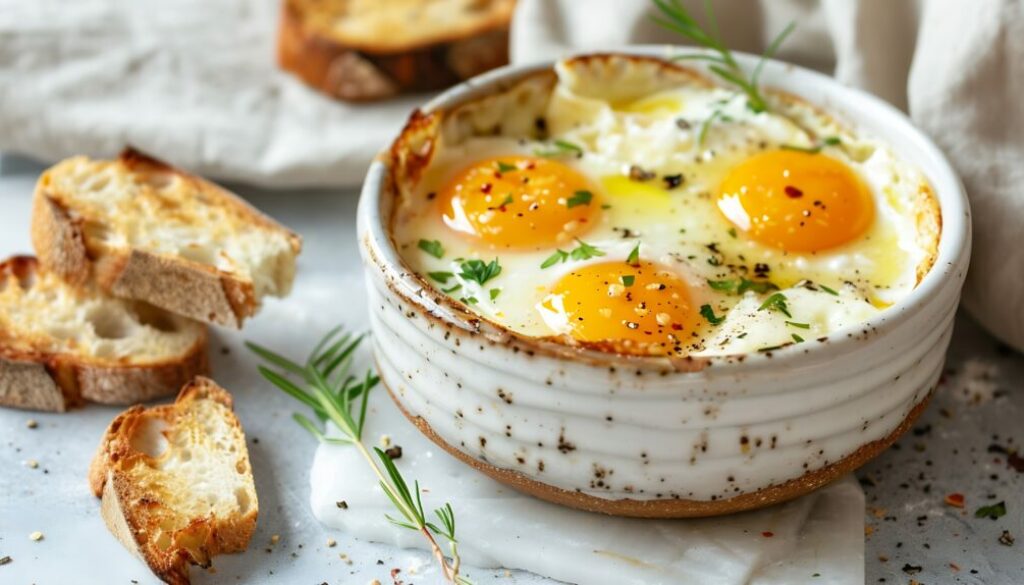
[439,156,600,250]
[538,261,701,355]
[717,149,874,252]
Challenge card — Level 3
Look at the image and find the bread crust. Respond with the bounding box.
[277,0,511,101]
[0,256,210,412]
[31,148,302,329]
[384,376,932,518]
[90,377,258,584]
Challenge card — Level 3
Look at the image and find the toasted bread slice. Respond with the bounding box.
[0,256,208,412]
[278,0,514,101]
[89,377,258,585]
[32,149,302,329]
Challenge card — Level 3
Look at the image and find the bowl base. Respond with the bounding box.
[383,378,932,518]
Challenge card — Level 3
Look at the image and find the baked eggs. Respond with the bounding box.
[361,52,965,518]
[391,58,939,357]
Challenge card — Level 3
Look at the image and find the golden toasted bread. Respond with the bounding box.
[89,377,258,585]
[32,149,302,329]
[278,0,515,101]
[0,256,207,412]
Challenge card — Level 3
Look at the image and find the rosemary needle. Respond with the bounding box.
[652,0,795,114]
[247,329,472,585]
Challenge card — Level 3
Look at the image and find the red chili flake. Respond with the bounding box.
[761,531,774,538]
[784,185,803,198]
[944,493,965,508]
[671,323,683,331]
[525,161,536,170]
[950,563,961,572]
[481,182,493,194]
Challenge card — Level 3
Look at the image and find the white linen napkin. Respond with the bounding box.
[0,0,421,188]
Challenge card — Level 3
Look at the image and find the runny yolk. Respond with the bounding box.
[538,261,702,355]
[439,156,600,250]
[717,149,874,253]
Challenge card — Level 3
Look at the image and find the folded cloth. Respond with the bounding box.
[0,0,421,188]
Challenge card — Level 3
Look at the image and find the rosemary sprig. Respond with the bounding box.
[247,328,471,585]
[652,0,795,114]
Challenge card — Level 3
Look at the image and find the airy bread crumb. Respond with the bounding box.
[89,377,258,585]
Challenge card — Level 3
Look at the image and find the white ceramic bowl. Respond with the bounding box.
[357,47,971,517]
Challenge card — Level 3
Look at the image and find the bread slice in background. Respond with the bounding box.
[89,377,258,585]
[32,148,302,329]
[278,0,515,101]
[0,256,208,412]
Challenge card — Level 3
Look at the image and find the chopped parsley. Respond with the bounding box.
[700,304,725,325]
[489,288,501,301]
[460,296,478,305]
[621,275,636,287]
[707,278,778,295]
[442,283,462,294]
[534,139,584,158]
[781,136,842,154]
[739,279,778,294]
[819,284,840,296]
[708,279,736,291]
[496,161,517,173]
[459,258,502,286]
[975,501,1007,520]
[727,227,738,238]
[791,333,805,343]
[540,239,605,268]
[418,239,444,259]
[427,271,454,284]
[759,292,792,318]
[493,194,514,209]
[540,249,569,269]
[566,190,593,209]
[626,242,641,266]
[786,321,810,329]
[570,239,605,261]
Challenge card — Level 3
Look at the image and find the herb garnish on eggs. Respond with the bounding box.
[393,8,937,358]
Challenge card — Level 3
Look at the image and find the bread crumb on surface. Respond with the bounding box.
[270,534,281,545]
[25,459,39,469]
[29,531,44,541]
[326,538,336,548]
[26,419,38,429]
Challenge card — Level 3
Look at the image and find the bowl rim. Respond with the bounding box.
[359,46,972,373]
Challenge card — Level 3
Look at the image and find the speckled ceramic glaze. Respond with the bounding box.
[357,48,971,517]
